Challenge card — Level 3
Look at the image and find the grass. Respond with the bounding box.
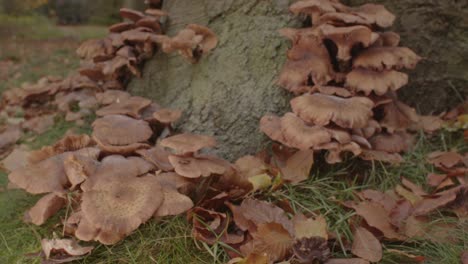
[0,14,466,264]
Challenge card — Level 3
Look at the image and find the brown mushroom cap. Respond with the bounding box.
[346,69,408,96]
[94,140,150,155]
[317,141,362,164]
[136,146,174,171]
[81,174,163,237]
[379,100,420,133]
[318,24,379,61]
[109,21,136,33]
[353,47,422,71]
[350,3,396,28]
[278,35,335,92]
[96,96,152,118]
[119,8,145,22]
[92,115,153,146]
[76,38,115,61]
[289,0,338,24]
[291,93,374,128]
[145,8,168,17]
[24,192,66,225]
[315,86,352,97]
[376,32,400,47]
[154,187,194,217]
[29,134,95,164]
[318,12,370,26]
[369,132,413,153]
[153,108,182,124]
[136,16,161,32]
[160,133,217,154]
[8,152,71,194]
[260,114,288,144]
[280,113,332,150]
[186,24,218,54]
[168,155,227,178]
[64,154,99,190]
[360,149,404,164]
[96,90,131,106]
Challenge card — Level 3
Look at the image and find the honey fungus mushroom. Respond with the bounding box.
[353,47,422,71]
[289,0,341,24]
[317,24,379,61]
[278,35,335,93]
[346,68,408,96]
[160,133,217,155]
[92,115,152,146]
[291,93,374,129]
[80,174,164,244]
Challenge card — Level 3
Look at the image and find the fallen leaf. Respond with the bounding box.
[413,192,457,216]
[395,185,422,205]
[293,236,331,263]
[351,227,382,262]
[350,201,405,240]
[248,173,272,192]
[1,146,29,172]
[40,238,93,262]
[250,223,294,263]
[461,251,468,264]
[278,149,314,184]
[427,151,464,168]
[386,249,425,263]
[24,193,66,226]
[325,258,370,264]
[293,214,328,239]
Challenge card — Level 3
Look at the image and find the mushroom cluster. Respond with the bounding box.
[7,94,232,244]
[261,0,440,166]
[0,3,217,159]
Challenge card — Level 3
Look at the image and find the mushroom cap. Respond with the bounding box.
[145,8,168,17]
[289,0,337,16]
[280,113,332,150]
[168,155,227,178]
[379,100,420,133]
[24,192,65,226]
[317,141,362,164]
[8,152,71,194]
[318,12,370,26]
[278,35,335,92]
[76,38,115,61]
[369,132,413,153]
[154,187,194,217]
[64,154,99,190]
[160,133,217,154]
[350,3,396,28]
[291,93,374,128]
[312,85,352,97]
[153,108,182,124]
[346,69,408,96]
[353,47,422,71]
[92,115,153,146]
[360,149,403,164]
[29,135,96,164]
[260,115,287,144]
[109,21,136,33]
[136,146,174,171]
[81,174,163,235]
[353,119,381,139]
[96,96,152,118]
[186,24,218,54]
[94,139,150,155]
[136,17,161,32]
[318,24,379,61]
[119,8,145,22]
[95,90,131,106]
[376,32,400,47]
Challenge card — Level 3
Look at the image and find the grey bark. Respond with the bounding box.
[128,0,468,160]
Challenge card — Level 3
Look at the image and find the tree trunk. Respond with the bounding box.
[128,0,468,160]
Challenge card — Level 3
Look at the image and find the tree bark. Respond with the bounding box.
[128,0,468,160]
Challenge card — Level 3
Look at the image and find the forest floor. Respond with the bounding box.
[0,16,466,264]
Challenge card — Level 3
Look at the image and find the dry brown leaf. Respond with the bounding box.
[278,149,314,184]
[24,193,66,226]
[293,236,331,263]
[413,192,457,216]
[249,223,294,263]
[351,227,382,262]
[293,214,328,240]
[40,238,93,261]
[349,201,405,240]
[427,151,464,169]
[325,258,370,264]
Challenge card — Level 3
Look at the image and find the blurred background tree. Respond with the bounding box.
[0,0,145,25]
